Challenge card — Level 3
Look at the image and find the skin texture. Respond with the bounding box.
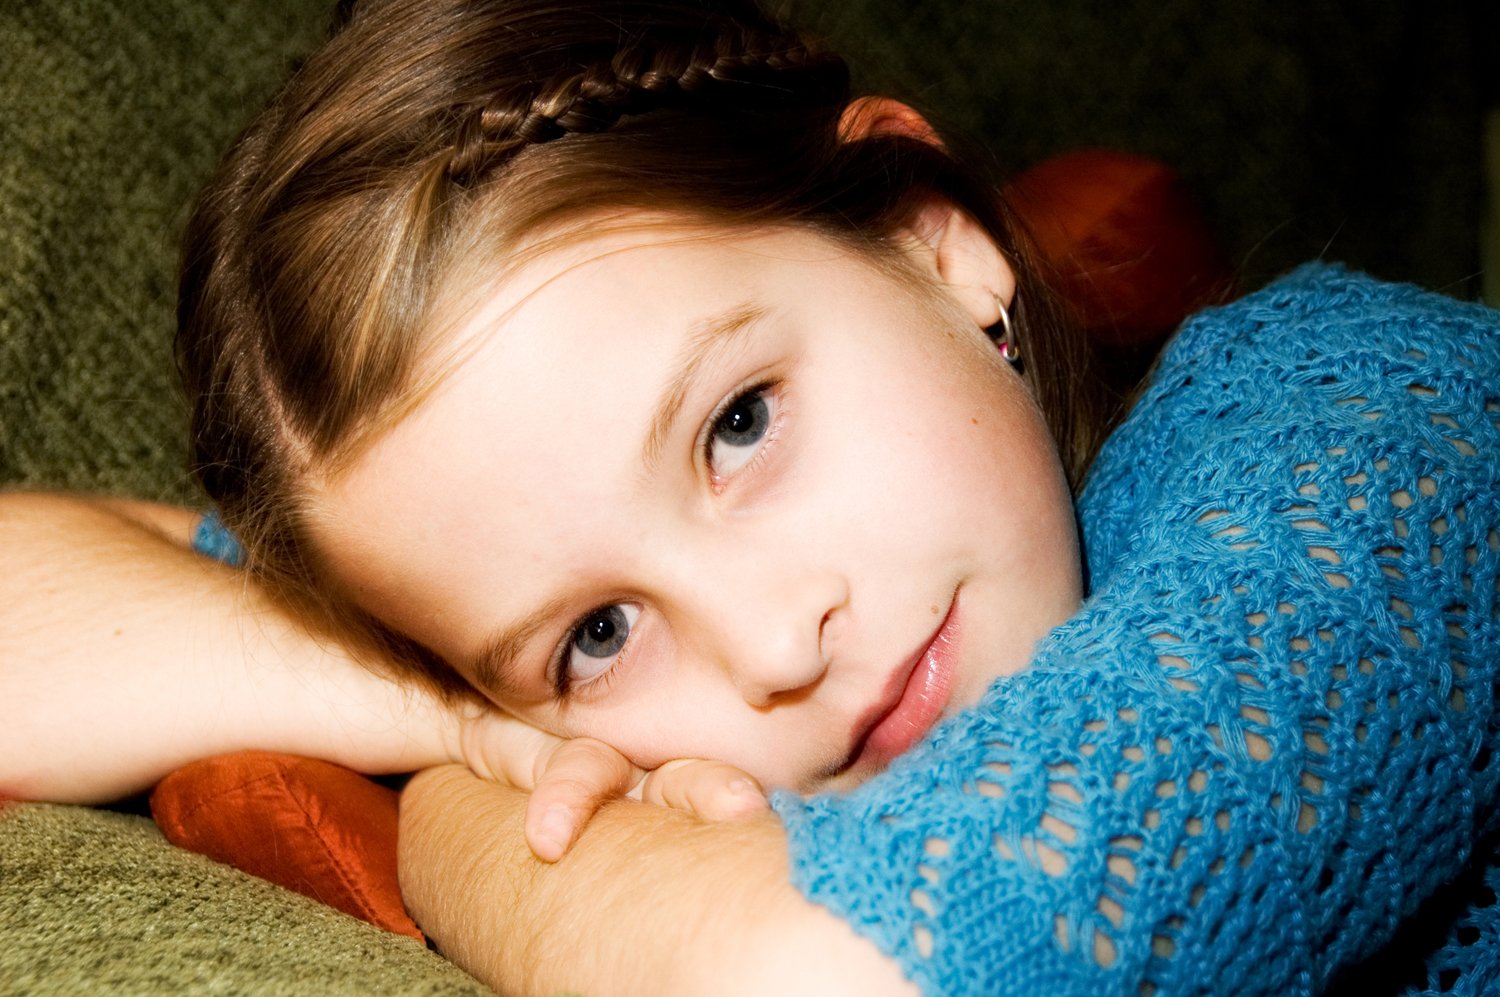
[0,493,464,801]
[3,100,1081,870]
[3,92,1082,994]
[400,764,919,996]
[0,490,770,859]
[316,200,1083,799]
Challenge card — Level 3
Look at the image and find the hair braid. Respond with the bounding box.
[445,20,847,186]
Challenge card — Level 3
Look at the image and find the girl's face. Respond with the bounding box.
[315,212,1082,791]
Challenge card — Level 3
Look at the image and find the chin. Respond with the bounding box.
[752,752,863,796]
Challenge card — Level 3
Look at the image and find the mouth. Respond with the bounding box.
[843,592,961,775]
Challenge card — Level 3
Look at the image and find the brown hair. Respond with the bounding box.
[176,0,1115,693]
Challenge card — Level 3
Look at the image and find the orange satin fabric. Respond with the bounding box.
[151,752,420,941]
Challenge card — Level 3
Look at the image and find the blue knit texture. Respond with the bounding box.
[774,264,1500,996]
[191,508,246,567]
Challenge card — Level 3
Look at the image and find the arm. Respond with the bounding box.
[399,765,915,997]
[1,491,762,861]
[0,491,468,801]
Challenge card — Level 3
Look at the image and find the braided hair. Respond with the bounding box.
[176,0,1102,693]
[444,18,847,185]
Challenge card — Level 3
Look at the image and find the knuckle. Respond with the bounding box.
[536,774,604,804]
[560,737,624,770]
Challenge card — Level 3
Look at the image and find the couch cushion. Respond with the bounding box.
[0,801,487,994]
[0,0,325,500]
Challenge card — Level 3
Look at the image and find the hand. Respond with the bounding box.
[451,705,768,862]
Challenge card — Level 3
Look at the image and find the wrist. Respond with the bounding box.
[399,767,915,996]
[238,606,464,775]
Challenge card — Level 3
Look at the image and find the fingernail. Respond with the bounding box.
[537,806,572,851]
[727,779,767,811]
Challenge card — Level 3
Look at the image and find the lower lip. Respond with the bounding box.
[853,599,960,771]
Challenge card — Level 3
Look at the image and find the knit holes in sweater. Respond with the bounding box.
[994,360,1494,980]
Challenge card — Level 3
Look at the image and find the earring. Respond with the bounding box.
[992,292,1021,367]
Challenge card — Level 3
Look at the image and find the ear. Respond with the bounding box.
[839,97,1015,328]
[895,194,1017,328]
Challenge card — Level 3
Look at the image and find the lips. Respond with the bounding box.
[847,595,960,773]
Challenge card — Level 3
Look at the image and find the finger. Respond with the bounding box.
[638,759,768,821]
[454,707,561,788]
[525,737,639,862]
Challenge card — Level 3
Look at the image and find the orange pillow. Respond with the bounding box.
[150,752,420,941]
[1006,148,1233,347]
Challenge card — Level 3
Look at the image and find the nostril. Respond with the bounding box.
[818,607,837,665]
[817,578,850,665]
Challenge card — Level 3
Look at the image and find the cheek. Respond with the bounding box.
[553,688,839,790]
[969,418,1082,605]
[865,371,1033,528]
[575,712,782,781]
[543,669,741,770]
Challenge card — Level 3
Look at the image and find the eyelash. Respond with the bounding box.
[551,380,785,699]
[699,380,782,486]
[551,650,624,700]
[551,604,636,699]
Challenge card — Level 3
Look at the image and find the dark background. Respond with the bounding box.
[796,0,1498,299]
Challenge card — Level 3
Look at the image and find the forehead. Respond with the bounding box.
[308,220,877,649]
[417,217,853,395]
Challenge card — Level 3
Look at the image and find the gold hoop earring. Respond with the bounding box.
[993,293,1020,367]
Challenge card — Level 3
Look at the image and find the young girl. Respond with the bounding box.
[5,0,1498,994]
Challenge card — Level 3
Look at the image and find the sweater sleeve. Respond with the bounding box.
[773,265,1500,996]
[191,508,246,567]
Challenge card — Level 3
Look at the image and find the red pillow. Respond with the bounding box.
[1005,148,1233,347]
[150,752,420,941]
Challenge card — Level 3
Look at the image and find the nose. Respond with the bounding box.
[675,547,848,708]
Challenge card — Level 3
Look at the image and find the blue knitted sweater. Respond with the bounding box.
[773,265,1500,996]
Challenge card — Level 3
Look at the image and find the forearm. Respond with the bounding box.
[1,492,463,801]
[399,765,915,997]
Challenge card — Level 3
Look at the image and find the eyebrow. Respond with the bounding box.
[468,592,574,700]
[641,302,769,474]
[467,301,768,699]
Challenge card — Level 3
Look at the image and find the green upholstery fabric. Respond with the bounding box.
[0,0,328,500]
[0,803,489,994]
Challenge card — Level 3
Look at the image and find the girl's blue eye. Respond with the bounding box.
[708,386,774,476]
[563,603,639,687]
